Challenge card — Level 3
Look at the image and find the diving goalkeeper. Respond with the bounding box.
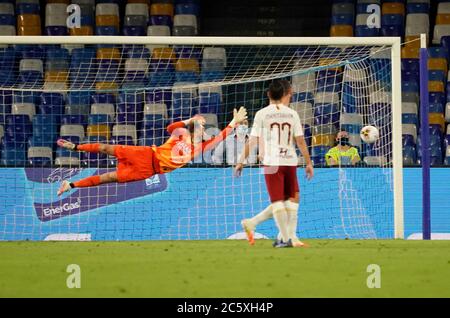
[56,107,248,195]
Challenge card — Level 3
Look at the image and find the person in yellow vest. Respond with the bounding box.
[325,130,361,166]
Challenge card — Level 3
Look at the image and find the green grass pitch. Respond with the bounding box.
[1,240,450,298]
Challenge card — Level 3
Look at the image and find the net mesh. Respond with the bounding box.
[0,40,396,240]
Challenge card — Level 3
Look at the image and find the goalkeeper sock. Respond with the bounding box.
[250,205,272,226]
[285,200,299,241]
[77,143,101,153]
[272,201,289,243]
[72,175,101,188]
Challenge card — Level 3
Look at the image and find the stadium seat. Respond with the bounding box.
[12,103,35,120]
[173,14,197,35]
[91,103,115,122]
[150,15,172,27]
[330,25,353,36]
[429,113,445,132]
[405,13,429,36]
[332,3,354,16]
[312,146,330,166]
[402,46,420,59]
[147,25,171,36]
[403,123,417,142]
[429,57,448,72]
[290,102,314,127]
[312,134,335,147]
[144,103,169,119]
[433,25,450,44]
[403,145,417,165]
[364,156,387,167]
[86,124,110,139]
[96,15,120,29]
[112,124,137,145]
[176,3,200,16]
[60,124,85,141]
[125,3,149,20]
[340,112,363,134]
[382,2,405,15]
[331,14,354,25]
[28,146,52,167]
[438,2,450,14]
[150,3,174,17]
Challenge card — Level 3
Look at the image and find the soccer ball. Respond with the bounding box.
[360,125,379,144]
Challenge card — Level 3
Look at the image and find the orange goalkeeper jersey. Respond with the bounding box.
[153,121,233,174]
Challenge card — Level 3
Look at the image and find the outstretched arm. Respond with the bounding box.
[200,107,248,153]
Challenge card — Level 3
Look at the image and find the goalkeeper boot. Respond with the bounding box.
[57,139,77,151]
[241,219,255,246]
[57,180,72,196]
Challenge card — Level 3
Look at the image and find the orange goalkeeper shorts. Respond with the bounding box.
[114,145,160,183]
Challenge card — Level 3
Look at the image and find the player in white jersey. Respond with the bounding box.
[235,80,314,248]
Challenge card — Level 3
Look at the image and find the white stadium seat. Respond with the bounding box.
[96,3,119,17]
[60,124,85,140]
[112,124,137,145]
[433,25,450,45]
[12,103,36,120]
[403,102,418,115]
[28,147,53,161]
[19,59,43,74]
[290,102,314,126]
[45,3,67,16]
[125,3,149,19]
[91,103,115,121]
[406,14,429,36]
[144,103,168,118]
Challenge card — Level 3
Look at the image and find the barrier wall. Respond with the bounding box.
[0,167,448,240]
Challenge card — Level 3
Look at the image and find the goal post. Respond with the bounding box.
[0,36,404,240]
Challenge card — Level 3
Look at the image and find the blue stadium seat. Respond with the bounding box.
[381,25,404,37]
[381,14,404,26]
[146,89,172,108]
[150,15,172,27]
[88,114,110,125]
[292,92,315,105]
[199,92,221,114]
[402,70,419,83]
[70,48,97,88]
[430,92,446,106]
[407,3,429,14]
[95,26,119,36]
[402,80,419,92]
[355,25,379,37]
[402,113,419,125]
[0,14,14,25]
[91,93,115,105]
[312,146,330,166]
[429,70,446,82]
[61,114,87,126]
[429,103,444,113]
[403,134,416,147]
[123,26,146,36]
[314,104,339,126]
[16,3,39,15]
[110,135,134,146]
[175,3,200,16]
[45,26,68,36]
[402,58,420,72]
[316,70,342,92]
[68,91,92,106]
[331,14,354,25]
[28,135,53,148]
[1,147,26,166]
[428,47,448,61]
